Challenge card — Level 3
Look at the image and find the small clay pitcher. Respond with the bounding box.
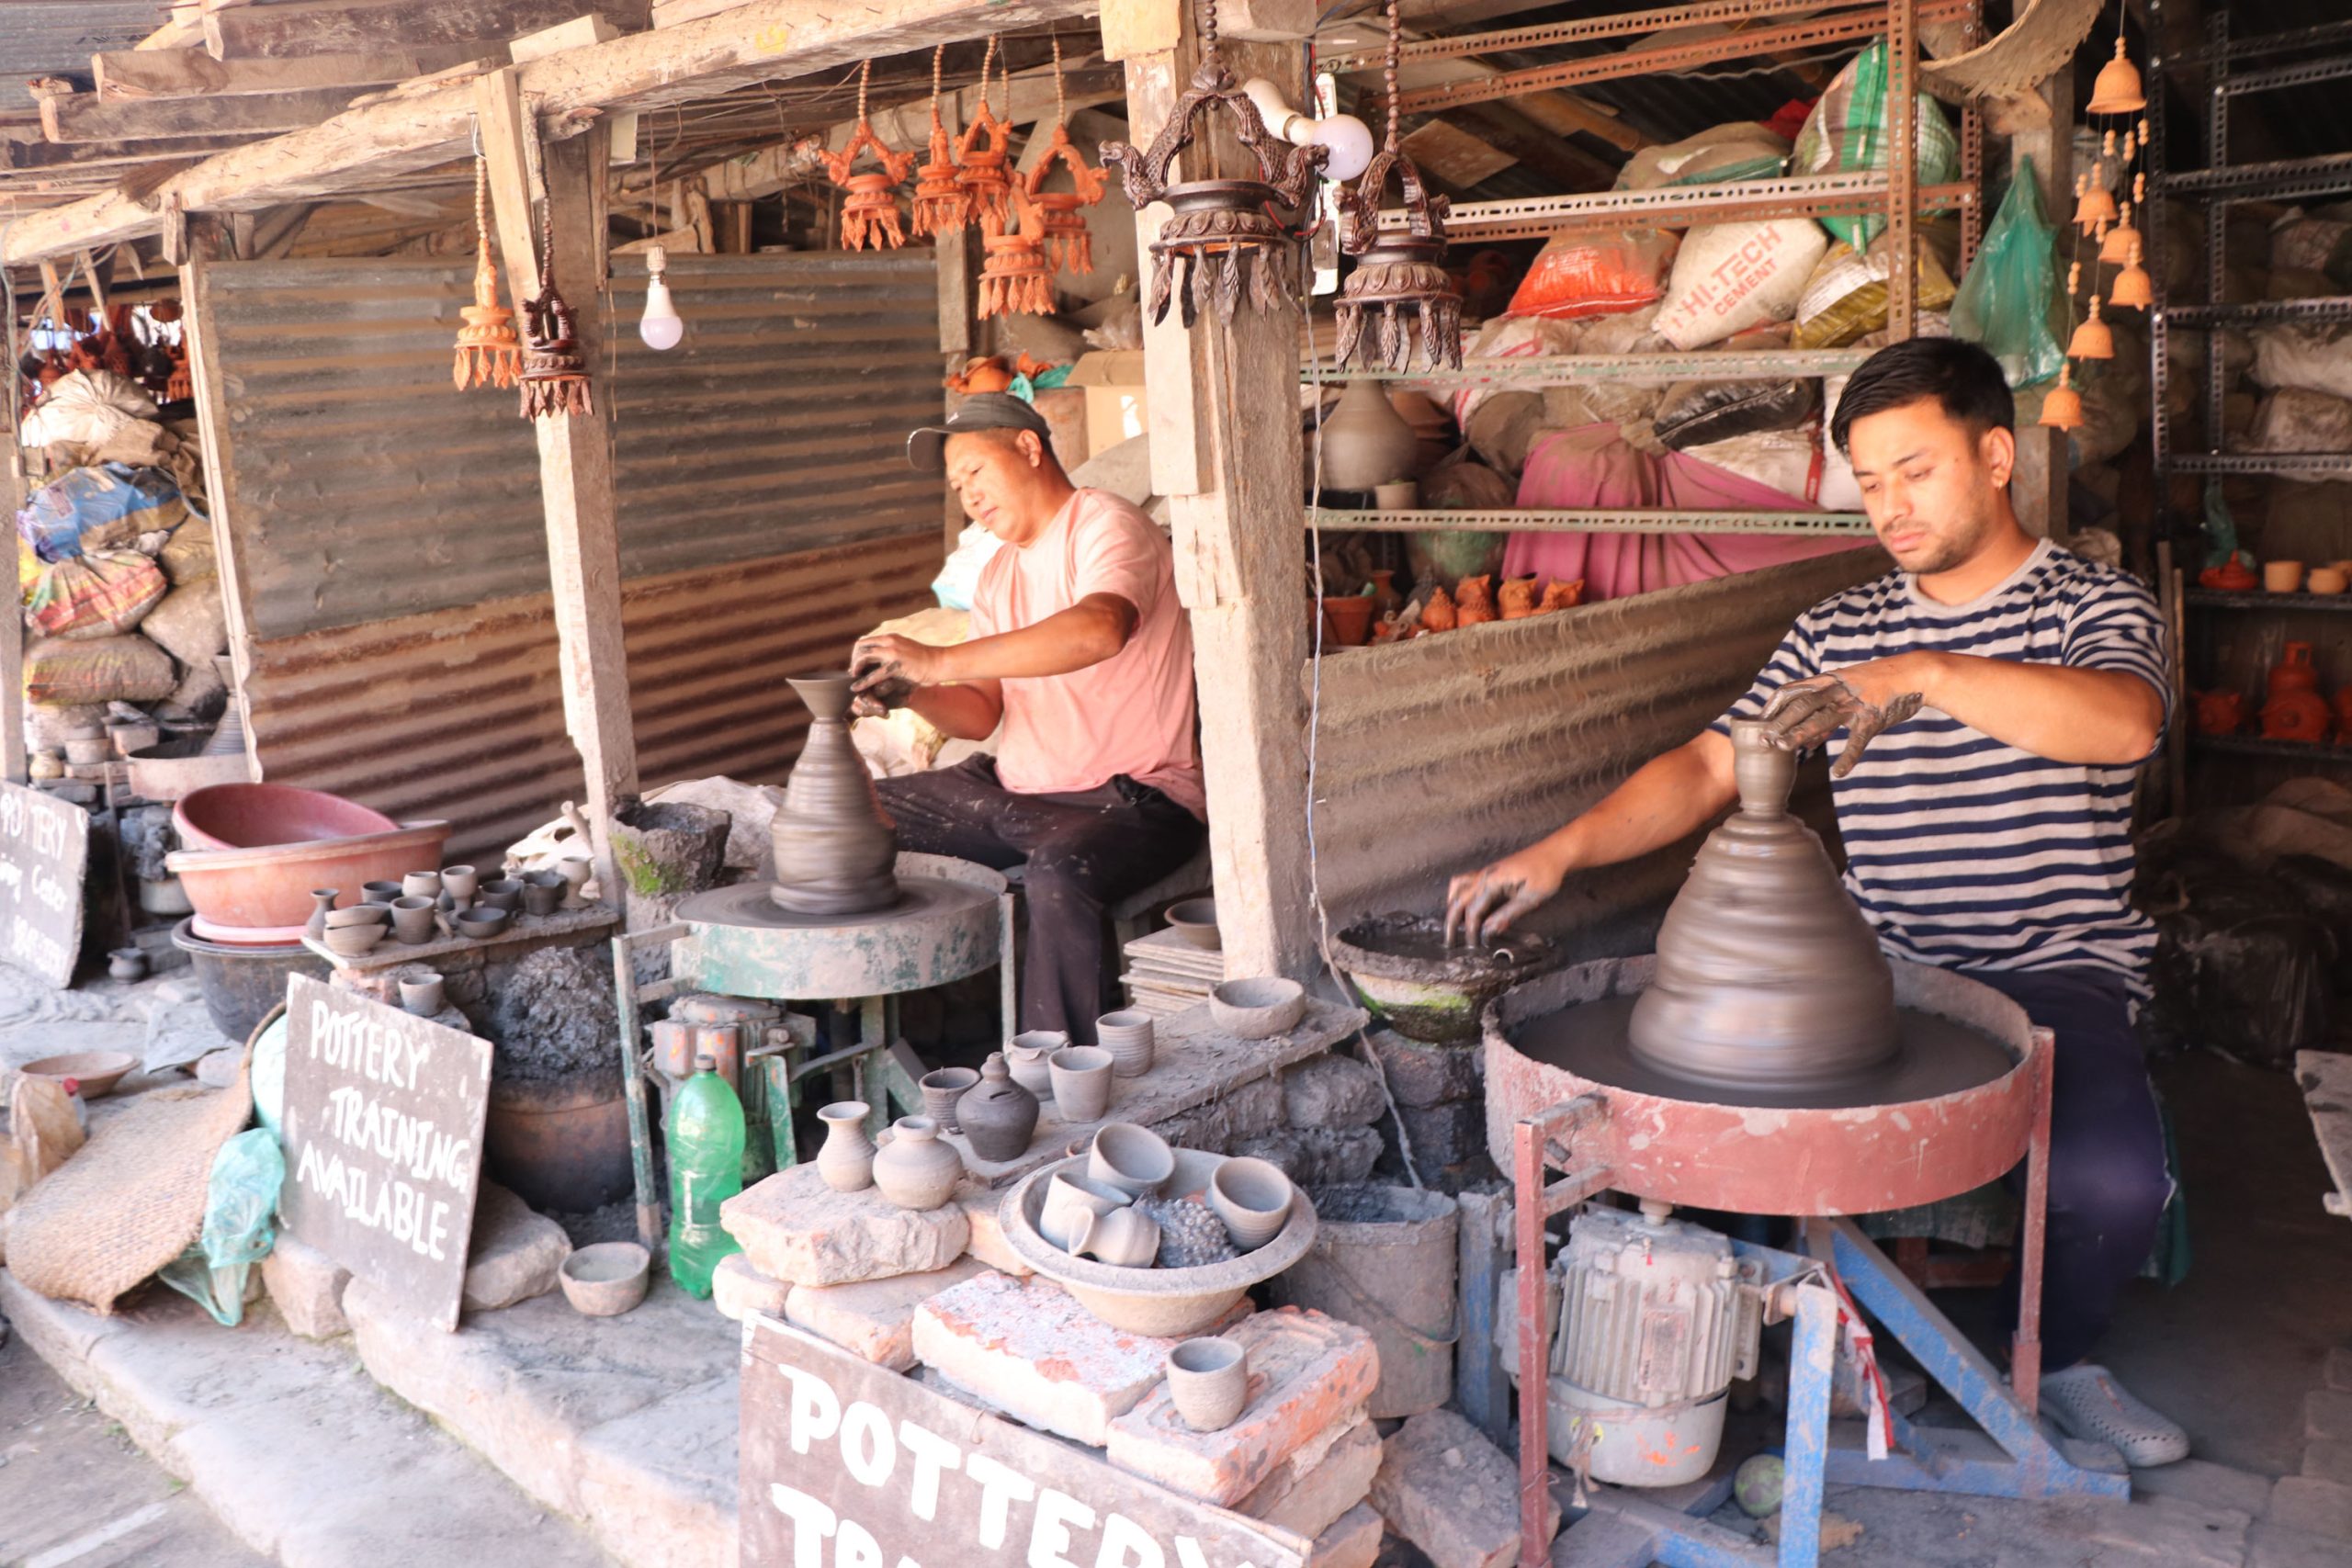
[920,1066,979,1133]
[1165,1337,1250,1430]
[871,1116,965,1211]
[1040,1169,1131,1250]
[1070,1204,1160,1268]
[441,865,481,901]
[956,1054,1039,1163]
[304,888,338,943]
[816,1101,876,1191]
[1007,1031,1065,1101]
[390,896,439,945]
[400,975,446,1017]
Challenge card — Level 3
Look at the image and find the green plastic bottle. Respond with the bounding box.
[667,1055,744,1298]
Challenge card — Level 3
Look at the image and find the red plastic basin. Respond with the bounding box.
[175,783,400,852]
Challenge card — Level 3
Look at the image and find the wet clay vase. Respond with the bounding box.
[956,1054,1039,1162]
[816,1100,876,1192]
[304,888,338,943]
[770,673,899,915]
[2193,690,2245,737]
[1627,717,1900,1095]
[2269,642,2322,699]
[872,1116,964,1211]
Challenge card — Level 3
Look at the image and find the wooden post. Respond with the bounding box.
[180,246,266,786]
[2007,71,2072,541]
[1120,0,1317,983]
[477,70,639,908]
[0,450,25,784]
[936,224,974,553]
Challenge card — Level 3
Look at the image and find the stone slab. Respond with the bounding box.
[957,1182,1033,1275]
[2268,1475,2352,1538]
[574,1371,739,1568]
[2250,1520,2352,1568]
[713,1251,792,1324]
[2131,1456,2278,1517]
[786,1256,991,1371]
[1364,1030,1482,1109]
[1238,1413,1382,1538]
[1372,1408,1559,1568]
[2301,1439,2352,1486]
[1152,1073,1286,1155]
[1106,1307,1381,1506]
[1282,1055,1386,1130]
[462,1181,572,1313]
[262,1233,352,1340]
[2306,1388,2352,1443]
[1395,1100,1489,1172]
[1232,1127,1383,1186]
[720,1160,971,1287]
[911,1270,1248,1446]
[1307,1502,1385,1568]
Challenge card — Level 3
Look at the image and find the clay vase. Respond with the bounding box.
[304,888,338,943]
[2262,690,2332,743]
[1627,718,1900,1095]
[1317,378,1421,491]
[957,1054,1039,1162]
[770,674,899,915]
[872,1116,965,1211]
[2269,642,2322,699]
[1368,570,1404,622]
[815,1100,876,1192]
[2194,690,2245,737]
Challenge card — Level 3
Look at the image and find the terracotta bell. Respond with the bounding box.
[977,189,1057,319]
[2039,364,2085,431]
[1022,122,1108,276]
[2068,294,2115,359]
[1332,0,1463,374]
[2109,241,2154,310]
[2074,169,2118,233]
[454,157,522,391]
[2087,35,2147,116]
[956,41,1016,238]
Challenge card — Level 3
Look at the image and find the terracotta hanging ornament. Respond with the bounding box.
[910,46,972,238]
[956,37,1016,237]
[2039,363,2084,431]
[1332,0,1463,372]
[1020,38,1108,276]
[454,154,523,391]
[1101,0,1327,328]
[2074,166,2117,233]
[165,341,191,403]
[2110,238,2154,309]
[2099,197,2139,265]
[2069,291,2115,359]
[826,62,917,252]
[518,206,594,420]
[978,185,1056,317]
[2086,25,2146,116]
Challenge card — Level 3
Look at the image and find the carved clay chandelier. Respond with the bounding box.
[825,62,916,251]
[956,38,1016,237]
[910,46,971,238]
[1331,0,1463,372]
[1022,38,1109,276]
[453,154,522,391]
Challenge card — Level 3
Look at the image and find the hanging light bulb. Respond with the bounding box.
[1240,77,1376,182]
[639,244,684,351]
[2068,292,2115,358]
[2110,239,2154,309]
[2040,363,2085,431]
[2087,33,2146,115]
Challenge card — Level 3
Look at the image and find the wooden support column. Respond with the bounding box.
[0,450,25,784]
[180,238,266,787]
[477,70,639,905]
[2006,70,2073,541]
[1116,0,1317,982]
[936,223,974,552]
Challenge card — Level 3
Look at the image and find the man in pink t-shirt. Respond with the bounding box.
[850,395,1206,1043]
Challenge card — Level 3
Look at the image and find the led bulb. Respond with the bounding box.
[639,244,684,351]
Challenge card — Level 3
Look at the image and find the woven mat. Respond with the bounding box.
[1922,0,2105,103]
[7,1059,253,1314]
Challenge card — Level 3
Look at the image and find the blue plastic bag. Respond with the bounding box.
[1950,158,2067,389]
[159,1128,286,1326]
[16,462,186,563]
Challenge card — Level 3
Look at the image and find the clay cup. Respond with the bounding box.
[919,1067,979,1133]
[1048,1046,1115,1122]
[390,896,438,945]
[1040,1169,1131,1251]
[1208,1156,1294,1251]
[441,864,481,900]
[324,923,384,956]
[2265,559,2307,592]
[2310,567,2349,595]
[1096,1010,1157,1077]
[400,975,447,1017]
[402,871,443,901]
[456,908,511,942]
[1089,1122,1174,1200]
[362,880,404,904]
[1166,1337,1250,1431]
[479,878,525,912]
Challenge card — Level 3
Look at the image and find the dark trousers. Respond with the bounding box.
[1968,966,2172,1371]
[875,756,1207,1043]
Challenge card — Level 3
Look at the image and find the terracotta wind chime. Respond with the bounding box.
[977,48,1054,318]
[2041,6,2147,434]
[956,37,1016,237]
[1021,37,1108,276]
[515,124,593,421]
[1332,0,1463,372]
[910,46,971,238]
[825,61,916,251]
[453,153,523,391]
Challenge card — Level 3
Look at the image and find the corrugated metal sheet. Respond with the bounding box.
[1305,547,1887,957]
[245,536,936,863]
[605,252,944,578]
[0,5,165,112]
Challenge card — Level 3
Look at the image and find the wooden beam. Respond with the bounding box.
[5,0,1098,265]
[509,14,626,62]
[41,85,371,143]
[0,450,25,784]
[2008,70,2070,543]
[94,45,496,98]
[179,254,266,787]
[2,134,267,170]
[207,0,649,61]
[1453,102,1618,191]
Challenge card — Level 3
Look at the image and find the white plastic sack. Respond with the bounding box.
[2251,323,2352,404]
[1654,221,1830,350]
[931,524,1004,611]
[1618,122,1791,191]
[2250,388,2352,480]
[1676,427,1823,503]
[18,370,157,450]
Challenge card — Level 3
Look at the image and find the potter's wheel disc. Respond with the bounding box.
[676,876,993,932]
[1519,995,2015,1111]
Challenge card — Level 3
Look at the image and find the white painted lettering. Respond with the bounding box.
[767,1483,840,1568]
[897,1420,964,1522]
[836,1517,883,1568]
[1093,1515,1165,1568]
[1027,1487,1095,1568]
[840,1401,896,1488]
[781,1365,843,1455]
[966,1452,1039,1551]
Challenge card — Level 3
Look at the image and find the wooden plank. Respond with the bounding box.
[2297,1050,2352,1219]
[650,0,748,26]
[1453,1190,1513,1449]
[1398,119,1518,191]
[179,252,265,779]
[0,784,85,986]
[509,14,625,62]
[2007,69,2068,541]
[1,133,266,169]
[94,44,496,98]
[0,462,23,785]
[207,0,647,60]
[41,85,370,143]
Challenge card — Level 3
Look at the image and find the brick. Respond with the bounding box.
[1364,1030,1483,1109]
[1237,1414,1381,1538]
[1371,1409,1559,1568]
[720,1160,969,1287]
[911,1271,1248,1446]
[1282,1055,1386,1130]
[1232,1127,1381,1186]
[957,1183,1032,1276]
[462,1182,571,1314]
[1393,1100,1489,1172]
[1307,1503,1384,1568]
[1105,1306,1380,1506]
[712,1252,791,1325]
[2268,1476,2352,1538]
[2250,1521,2352,1568]
[2308,1389,2352,1444]
[262,1233,352,1339]
[786,1257,990,1371]
[1153,1074,1285,1154]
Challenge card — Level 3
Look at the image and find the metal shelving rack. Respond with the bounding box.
[1306,0,1978,540]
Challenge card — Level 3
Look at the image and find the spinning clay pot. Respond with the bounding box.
[770,674,899,915]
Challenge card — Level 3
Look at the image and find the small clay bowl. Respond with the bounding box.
[325,904,388,930]
[21,1050,137,1099]
[1165,898,1220,952]
[478,879,525,913]
[362,880,405,904]
[456,908,512,942]
[1209,976,1306,1040]
[324,923,386,956]
[559,1241,651,1316]
[519,875,563,918]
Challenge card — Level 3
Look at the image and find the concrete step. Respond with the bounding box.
[0,1270,616,1568]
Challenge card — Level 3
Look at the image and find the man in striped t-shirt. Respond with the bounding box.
[1446,339,2187,1466]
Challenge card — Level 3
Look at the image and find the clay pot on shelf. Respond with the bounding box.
[1048,1045,1115,1122]
[872,1116,965,1211]
[2199,556,2259,592]
[559,855,593,909]
[816,1101,876,1192]
[325,904,387,930]
[390,896,439,945]
[1320,595,1375,648]
[957,1054,1040,1162]
[1041,1169,1131,1251]
[324,923,384,957]
[478,879,525,913]
[1070,1203,1160,1268]
[2263,690,2333,743]
[1007,1031,1066,1100]
[1367,570,1404,622]
[1317,379,1421,491]
[363,880,405,905]
[455,908,510,941]
[2270,642,2323,699]
[1089,1122,1174,1199]
[304,888,338,943]
[441,865,481,902]
[402,871,443,901]
[920,1066,979,1133]
[520,873,564,918]
[2312,567,2350,595]
[2193,690,2245,737]
[1096,1010,1156,1077]
[2264,559,2306,593]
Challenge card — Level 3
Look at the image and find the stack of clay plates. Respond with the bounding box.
[1119,927,1226,1017]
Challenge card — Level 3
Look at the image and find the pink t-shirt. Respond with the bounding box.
[967,489,1205,819]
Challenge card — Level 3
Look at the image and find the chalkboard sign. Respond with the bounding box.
[279,974,492,1333]
[0,782,89,987]
[741,1317,1307,1568]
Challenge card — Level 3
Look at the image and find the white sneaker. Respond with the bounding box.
[2039,1364,2191,1468]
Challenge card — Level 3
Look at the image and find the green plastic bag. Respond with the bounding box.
[1792,40,1961,251]
[1950,159,2067,389]
[159,1128,285,1326]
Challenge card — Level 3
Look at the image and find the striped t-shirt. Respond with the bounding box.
[1713,541,2170,987]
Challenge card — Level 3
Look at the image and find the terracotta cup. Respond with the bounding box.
[1089,1122,1174,1199]
[1040,1169,1130,1250]
[402,871,443,900]
[1048,1046,1115,1122]
[400,975,446,1017]
[2309,567,2348,595]
[390,895,439,945]
[1208,1156,1294,1252]
[2265,559,2306,592]
[920,1066,979,1133]
[1166,1337,1250,1431]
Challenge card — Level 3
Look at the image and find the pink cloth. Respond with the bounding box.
[968,488,1205,818]
[1504,423,1865,603]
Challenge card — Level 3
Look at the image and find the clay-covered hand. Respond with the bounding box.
[1761,666,1925,778]
[1443,849,1563,948]
[848,635,937,718]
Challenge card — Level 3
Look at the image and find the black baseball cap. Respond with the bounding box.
[907,392,1055,475]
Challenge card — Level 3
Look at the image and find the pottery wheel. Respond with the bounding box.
[1519,994,2014,1111]
[678,877,990,931]
[669,858,1005,1001]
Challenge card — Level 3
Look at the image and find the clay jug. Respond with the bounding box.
[2193,690,2245,737]
[1317,379,1421,491]
[1368,570,1404,622]
[872,1116,965,1211]
[2262,690,2332,743]
[2269,642,2322,699]
[304,888,338,942]
[1627,718,1899,1094]
[956,1053,1039,1162]
[770,673,899,915]
[815,1100,876,1192]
